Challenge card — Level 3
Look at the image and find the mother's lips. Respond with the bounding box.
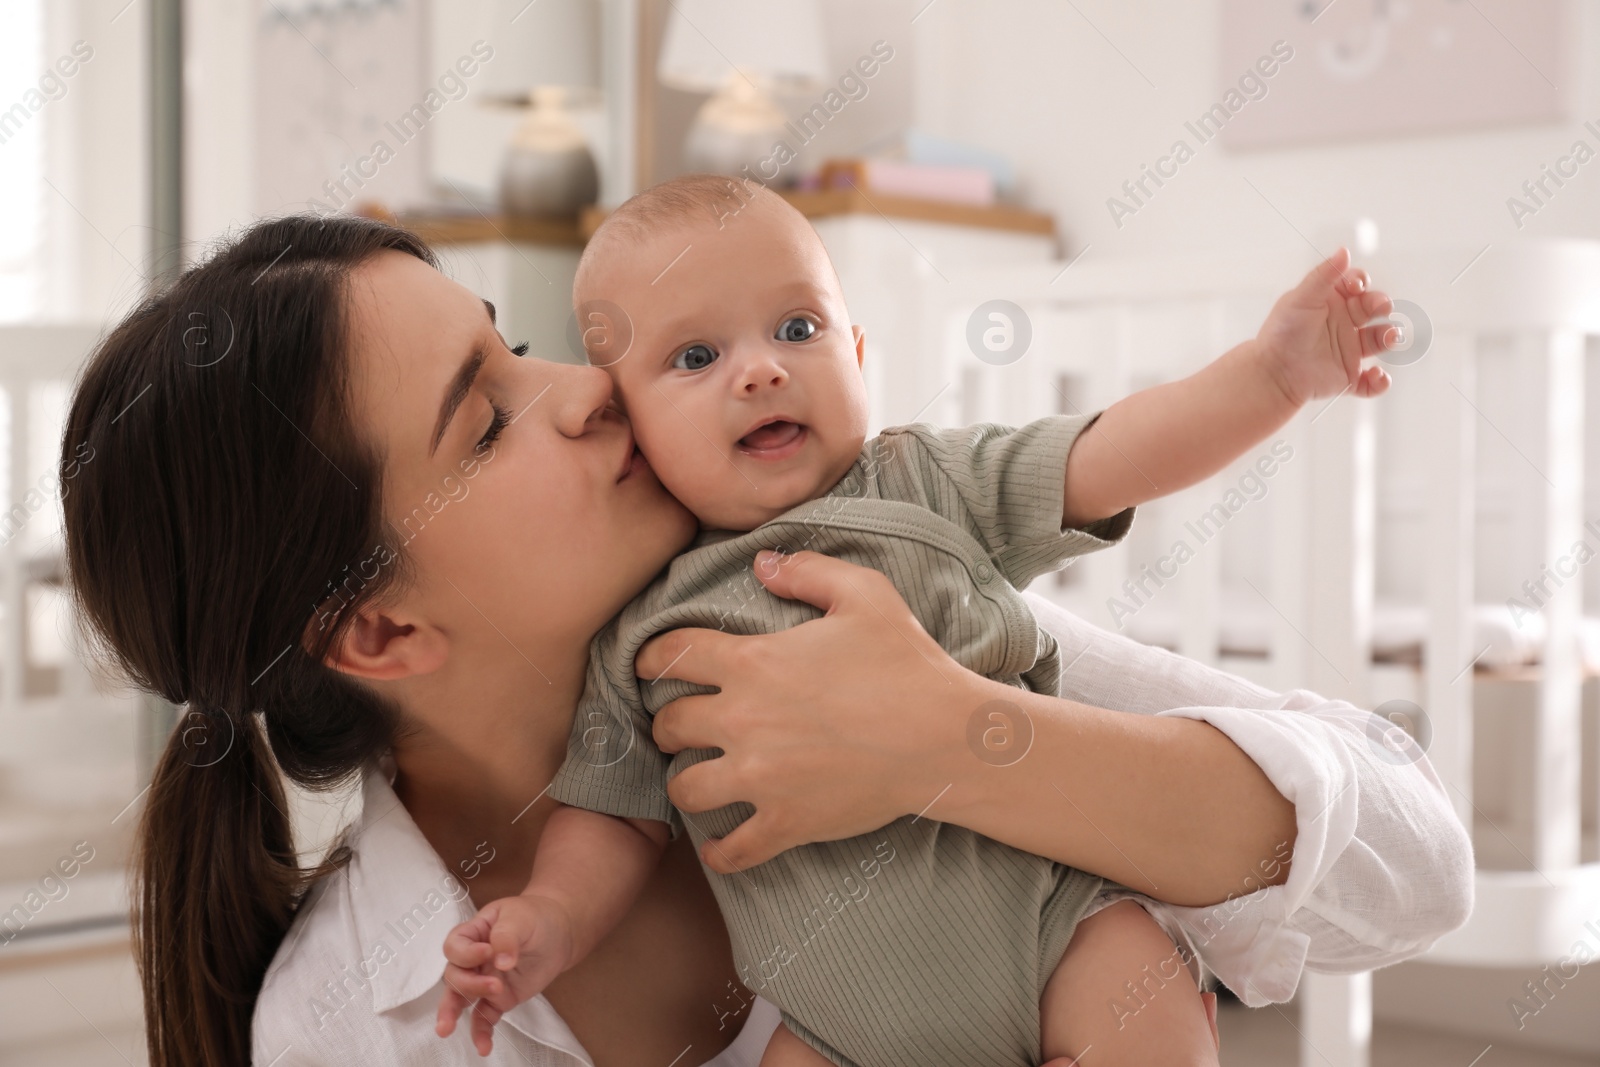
[617,432,644,482]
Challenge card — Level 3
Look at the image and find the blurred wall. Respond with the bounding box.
[912,0,1600,258]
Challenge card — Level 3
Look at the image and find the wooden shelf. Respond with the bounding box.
[578,188,1056,242]
[781,187,1055,237]
[402,190,1055,247]
[394,211,587,248]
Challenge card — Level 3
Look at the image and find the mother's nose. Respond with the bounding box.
[547,361,620,436]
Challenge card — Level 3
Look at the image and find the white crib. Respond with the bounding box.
[899,238,1600,1066]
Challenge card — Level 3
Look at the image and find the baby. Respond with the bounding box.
[437,175,1395,1066]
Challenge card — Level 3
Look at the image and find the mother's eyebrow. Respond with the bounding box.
[429,299,497,455]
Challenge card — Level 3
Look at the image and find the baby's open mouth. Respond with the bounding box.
[738,419,807,456]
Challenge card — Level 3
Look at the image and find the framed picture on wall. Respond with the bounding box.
[1219,0,1567,147]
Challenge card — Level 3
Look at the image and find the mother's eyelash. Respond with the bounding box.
[477,403,511,452]
[511,341,530,356]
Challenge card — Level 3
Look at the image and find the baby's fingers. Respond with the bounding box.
[437,965,505,1041]
[1356,364,1391,398]
[1336,264,1369,298]
[473,1000,505,1057]
[489,915,535,972]
[444,964,504,1003]
[1357,287,1393,320]
[444,924,497,968]
[436,985,470,1038]
[1358,322,1400,359]
[1287,247,1351,306]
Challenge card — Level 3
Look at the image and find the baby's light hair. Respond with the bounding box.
[575,174,798,303]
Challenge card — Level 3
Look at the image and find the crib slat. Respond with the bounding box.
[1296,391,1376,1067]
[1269,414,1310,690]
[1300,970,1373,1067]
[1303,394,1375,707]
[1532,329,1585,872]
[1423,331,1477,827]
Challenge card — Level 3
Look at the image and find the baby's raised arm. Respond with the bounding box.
[1061,248,1398,527]
[436,804,669,1055]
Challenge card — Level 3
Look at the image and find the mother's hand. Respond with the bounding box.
[637,550,979,874]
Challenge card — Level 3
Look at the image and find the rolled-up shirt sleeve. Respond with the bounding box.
[1023,591,1475,1006]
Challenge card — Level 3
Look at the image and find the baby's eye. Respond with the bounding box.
[672,343,719,371]
[777,317,816,343]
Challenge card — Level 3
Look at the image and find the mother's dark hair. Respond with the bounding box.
[61,214,434,1066]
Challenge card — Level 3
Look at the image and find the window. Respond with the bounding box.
[0,0,44,321]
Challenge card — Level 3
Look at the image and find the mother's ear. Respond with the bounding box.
[852,324,866,369]
[321,603,449,681]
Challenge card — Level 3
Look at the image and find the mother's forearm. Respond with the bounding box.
[927,676,1297,907]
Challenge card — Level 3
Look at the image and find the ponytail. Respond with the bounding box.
[61,215,430,1066]
[137,709,298,1066]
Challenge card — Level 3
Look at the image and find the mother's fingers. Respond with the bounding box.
[652,692,732,755]
[754,549,899,615]
[697,810,791,873]
[663,748,743,812]
[636,627,746,688]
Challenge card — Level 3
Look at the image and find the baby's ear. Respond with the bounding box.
[852,325,866,369]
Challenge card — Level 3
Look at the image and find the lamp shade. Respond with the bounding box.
[657,0,829,93]
[487,0,600,98]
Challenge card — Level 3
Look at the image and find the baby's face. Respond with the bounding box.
[578,198,870,531]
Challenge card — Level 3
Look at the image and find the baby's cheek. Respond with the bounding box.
[630,410,723,515]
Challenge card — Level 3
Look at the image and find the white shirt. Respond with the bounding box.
[251,592,1473,1064]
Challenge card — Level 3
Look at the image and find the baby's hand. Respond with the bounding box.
[1255,247,1397,407]
[435,894,577,1056]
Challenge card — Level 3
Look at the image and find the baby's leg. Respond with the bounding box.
[1041,900,1219,1067]
[759,1022,837,1067]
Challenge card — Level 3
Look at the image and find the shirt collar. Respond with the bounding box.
[343,761,593,1062]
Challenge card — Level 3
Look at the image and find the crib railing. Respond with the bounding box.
[922,238,1600,1066]
[1390,241,1600,974]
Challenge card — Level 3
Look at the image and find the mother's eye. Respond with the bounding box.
[477,403,511,452]
[672,343,719,371]
[777,317,816,343]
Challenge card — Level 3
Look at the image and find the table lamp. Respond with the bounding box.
[657,0,829,184]
[486,0,601,216]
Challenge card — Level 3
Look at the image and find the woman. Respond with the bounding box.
[60,215,1471,1067]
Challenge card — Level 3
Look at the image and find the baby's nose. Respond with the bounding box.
[738,355,789,393]
[742,372,784,393]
